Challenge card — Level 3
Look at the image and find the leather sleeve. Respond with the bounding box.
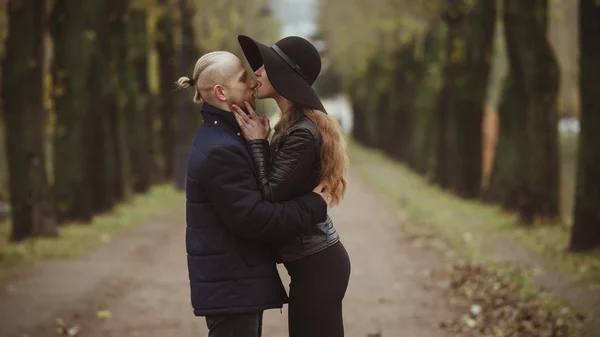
[247,127,319,202]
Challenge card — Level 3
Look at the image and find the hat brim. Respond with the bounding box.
[238,35,326,113]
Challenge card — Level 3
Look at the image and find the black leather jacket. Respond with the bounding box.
[247,117,340,263]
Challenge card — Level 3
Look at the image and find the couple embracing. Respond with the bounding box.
[179,34,351,337]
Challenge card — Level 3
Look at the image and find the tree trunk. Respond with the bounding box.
[51,0,102,223]
[392,39,433,164]
[172,0,197,190]
[107,0,132,200]
[407,21,447,176]
[489,74,527,210]
[81,0,111,214]
[87,50,115,214]
[125,9,152,194]
[354,57,388,149]
[491,0,560,223]
[435,0,496,198]
[349,81,369,146]
[3,0,57,241]
[156,0,176,181]
[569,0,600,251]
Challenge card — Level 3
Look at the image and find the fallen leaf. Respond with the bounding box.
[470,304,482,315]
[438,261,583,335]
[67,326,80,336]
[97,310,112,320]
[462,316,477,328]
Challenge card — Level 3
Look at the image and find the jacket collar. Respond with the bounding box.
[201,103,243,136]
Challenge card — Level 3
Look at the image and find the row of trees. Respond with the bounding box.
[318,0,600,251]
[0,0,278,241]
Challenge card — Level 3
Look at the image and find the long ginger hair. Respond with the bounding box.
[272,105,349,206]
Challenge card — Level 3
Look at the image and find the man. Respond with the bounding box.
[180,51,329,337]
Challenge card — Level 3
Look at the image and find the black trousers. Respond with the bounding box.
[284,241,351,337]
[205,312,263,337]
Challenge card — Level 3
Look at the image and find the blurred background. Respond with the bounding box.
[1,0,595,251]
[0,0,600,335]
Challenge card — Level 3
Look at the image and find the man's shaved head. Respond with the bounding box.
[177,51,258,111]
[194,52,241,101]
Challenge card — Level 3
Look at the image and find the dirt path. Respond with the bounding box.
[0,173,455,337]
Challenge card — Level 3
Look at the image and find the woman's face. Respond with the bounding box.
[254,65,277,99]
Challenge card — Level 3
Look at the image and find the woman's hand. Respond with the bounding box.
[232,101,271,140]
[313,182,332,207]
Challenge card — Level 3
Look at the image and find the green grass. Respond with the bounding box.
[0,184,183,283]
[349,140,600,286]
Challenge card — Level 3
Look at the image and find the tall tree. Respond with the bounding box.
[3,0,57,240]
[172,0,197,190]
[406,21,448,175]
[490,0,560,223]
[51,0,102,223]
[125,8,153,193]
[107,0,132,200]
[85,0,116,214]
[348,79,369,146]
[569,0,600,251]
[435,0,497,198]
[156,0,176,181]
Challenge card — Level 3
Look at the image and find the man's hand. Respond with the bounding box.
[232,101,271,140]
[313,182,331,207]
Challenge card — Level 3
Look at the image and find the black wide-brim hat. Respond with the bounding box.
[238,35,326,113]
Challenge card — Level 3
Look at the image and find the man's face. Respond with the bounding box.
[223,61,258,111]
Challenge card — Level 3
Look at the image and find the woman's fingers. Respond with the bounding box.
[234,115,245,129]
[244,101,258,120]
[232,104,251,125]
[259,115,269,126]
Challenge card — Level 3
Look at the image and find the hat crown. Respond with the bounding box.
[274,36,321,85]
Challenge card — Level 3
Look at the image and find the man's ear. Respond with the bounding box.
[212,85,227,102]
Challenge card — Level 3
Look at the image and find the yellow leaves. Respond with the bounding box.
[56,317,80,336]
[82,30,96,42]
[228,10,242,30]
[191,0,275,52]
[130,0,159,10]
[56,70,68,80]
[319,0,431,83]
[425,0,441,13]
[438,262,586,335]
[462,315,478,328]
[398,30,413,45]
[96,310,112,320]
[450,38,466,64]
[377,19,398,35]
[54,86,66,98]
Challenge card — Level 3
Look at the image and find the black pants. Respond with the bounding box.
[205,312,263,337]
[284,241,351,337]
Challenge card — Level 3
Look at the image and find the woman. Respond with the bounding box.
[231,35,351,337]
